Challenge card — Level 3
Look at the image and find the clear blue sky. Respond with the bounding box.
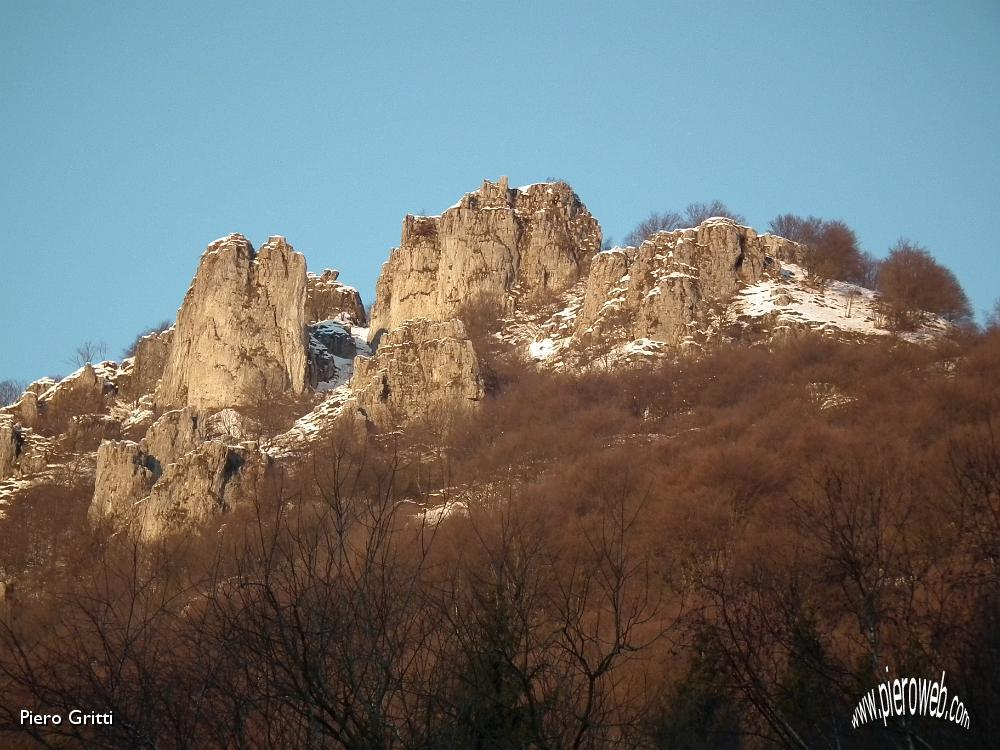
[2,1,998,383]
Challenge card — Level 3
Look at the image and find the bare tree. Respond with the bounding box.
[683,201,745,227]
[624,202,745,247]
[877,239,972,329]
[987,298,1000,331]
[66,340,108,368]
[768,214,871,286]
[0,380,24,407]
[623,211,682,246]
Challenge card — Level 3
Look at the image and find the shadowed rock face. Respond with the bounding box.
[136,440,272,540]
[369,178,602,340]
[352,319,484,430]
[90,436,272,540]
[156,234,308,411]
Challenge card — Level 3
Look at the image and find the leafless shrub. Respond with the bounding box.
[683,200,745,226]
[623,211,683,246]
[66,340,108,368]
[768,214,872,286]
[0,380,24,407]
[122,320,172,359]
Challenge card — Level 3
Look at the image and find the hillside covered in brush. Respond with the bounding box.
[0,179,996,750]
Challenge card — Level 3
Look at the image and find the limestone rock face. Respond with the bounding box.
[90,441,157,524]
[306,270,367,325]
[352,319,483,430]
[574,218,777,347]
[761,234,807,267]
[66,414,122,450]
[156,234,308,411]
[117,328,173,402]
[25,378,56,396]
[0,415,20,480]
[90,435,272,538]
[137,441,272,540]
[142,408,206,469]
[370,178,601,339]
[3,364,118,432]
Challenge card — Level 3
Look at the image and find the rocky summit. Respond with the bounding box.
[0,178,949,539]
[155,233,309,411]
[369,177,602,339]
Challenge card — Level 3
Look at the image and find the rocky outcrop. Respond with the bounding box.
[90,441,157,524]
[91,407,213,523]
[90,434,272,539]
[66,414,121,450]
[24,378,56,397]
[136,441,272,540]
[117,328,173,402]
[369,178,601,339]
[306,270,366,326]
[352,319,483,429]
[307,320,370,388]
[3,364,118,432]
[574,218,782,347]
[142,408,206,468]
[156,234,308,411]
[0,415,21,480]
[5,391,39,428]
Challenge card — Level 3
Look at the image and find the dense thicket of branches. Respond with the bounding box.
[768,214,877,287]
[877,239,973,328]
[3,329,1000,749]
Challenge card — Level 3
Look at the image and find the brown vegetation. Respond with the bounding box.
[2,330,1000,748]
[768,214,877,287]
[877,239,973,329]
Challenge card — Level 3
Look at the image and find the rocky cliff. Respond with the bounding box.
[306,269,367,326]
[156,234,308,411]
[90,436,272,540]
[369,177,601,339]
[353,319,483,430]
[116,327,173,402]
[574,218,778,347]
[1,177,948,547]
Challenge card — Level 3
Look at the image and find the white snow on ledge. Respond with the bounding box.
[738,263,947,342]
[529,338,555,360]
